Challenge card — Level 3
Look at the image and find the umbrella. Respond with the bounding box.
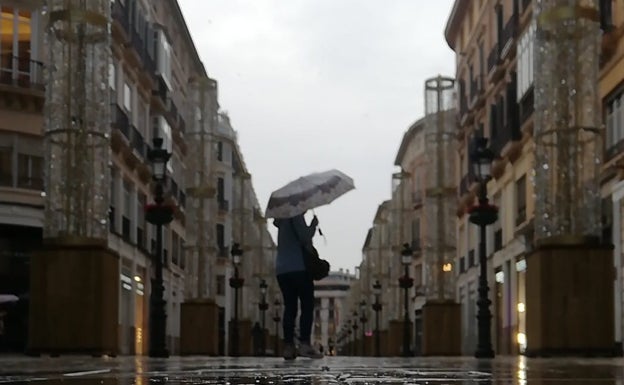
[266,169,355,219]
[0,294,18,304]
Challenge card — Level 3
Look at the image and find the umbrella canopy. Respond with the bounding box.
[0,294,18,304]
[266,169,355,219]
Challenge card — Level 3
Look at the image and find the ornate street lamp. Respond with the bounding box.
[229,243,244,356]
[272,298,282,357]
[146,137,174,358]
[468,136,497,359]
[258,279,269,356]
[398,243,413,357]
[359,300,367,356]
[372,280,383,357]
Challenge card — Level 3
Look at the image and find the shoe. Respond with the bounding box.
[298,343,323,359]
[283,342,297,360]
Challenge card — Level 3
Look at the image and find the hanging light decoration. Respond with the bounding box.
[533,0,602,242]
[43,0,111,239]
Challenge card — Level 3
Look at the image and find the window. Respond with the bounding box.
[517,21,535,100]
[516,175,527,226]
[216,223,225,256]
[17,153,42,190]
[172,232,179,265]
[122,180,132,242]
[217,141,223,161]
[216,275,226,295]
[0,7,36,82]
[0,146,12,186]
[155,27,172,89]
[137,192,146,249]
[606,92,624,150]
[411,218,420,250]
[108,62,116,90]
[123,82,132,112]
[217,177,224,202]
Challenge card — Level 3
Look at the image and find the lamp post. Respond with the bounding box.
[258,279,269,356]
[398,243,413,357]
[272,298,281,357]
[351,312,359,356]
[372,280,382,357]
[229,243,244,357]
[146,137,174,358]
[468,136,497,359]
[359,300,367,356]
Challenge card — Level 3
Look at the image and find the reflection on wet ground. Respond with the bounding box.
[0,355,623,384]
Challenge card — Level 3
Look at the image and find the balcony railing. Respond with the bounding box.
[500,13,518,57]
[111,0,130,34]
[470,75,482,101]
[468,249,475,267]
[487,44,500,74]
[0,55,45,89]
[154,75,169,106]
[131,125,146,158]
[114,105,130,139]
[606,138,624,161]
[516,206,527,226]
[122,216,131,243]
[519,86,534,125]
[218,246,228,258]
[494,229,503,252]
[109,206,115,233]
[412,191,423,208]
[459,173,476,196]
[218,199,229,213]
[137,227,146,251]
[411,238,422,252]
[17,176,43,190]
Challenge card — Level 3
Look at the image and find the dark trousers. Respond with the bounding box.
[277,270,314,344]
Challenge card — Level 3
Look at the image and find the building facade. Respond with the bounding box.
[0,0,274,355]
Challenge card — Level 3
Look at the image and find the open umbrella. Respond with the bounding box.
[266,169,355,219]
[0,294,18,304]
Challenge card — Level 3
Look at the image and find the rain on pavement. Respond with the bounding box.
[1,356,624,384]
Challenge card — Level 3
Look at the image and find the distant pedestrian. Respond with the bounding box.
[251,322,263,356]
[274,212,323,360]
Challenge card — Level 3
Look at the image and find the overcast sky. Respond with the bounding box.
[178,0,456,272]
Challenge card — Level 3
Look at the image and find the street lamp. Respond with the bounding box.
[351,312,359,356]
[468,136,497,359]
[372,280,382,357]
[229,242,244,357]
[398,243,413,357]
[145,137,174,358]
[272,298,282,357]
[258,279,269,356]
[359,300,367,356]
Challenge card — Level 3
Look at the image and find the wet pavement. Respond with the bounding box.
[0,355,623,384]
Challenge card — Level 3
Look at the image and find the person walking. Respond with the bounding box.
[274,212,323,360]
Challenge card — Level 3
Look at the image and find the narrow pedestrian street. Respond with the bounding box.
[0,355,623,384]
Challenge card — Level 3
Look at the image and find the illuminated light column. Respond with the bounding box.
[44,0,111,238]
[179,76,220,355]
[527,0,615,357]
[421,76,461,356]
[29,0,117,356]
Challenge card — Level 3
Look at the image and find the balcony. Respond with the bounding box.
[0,55,45,92]
[122,216,131,243]
[109,206,115,233]
[412,190,423,209]
[153,75,169,110]
[469,75,485,110]
[218,246,229,258]
[487,44,504,82]
[111,0,130,36]
[516,206,527,227]
[179,191,186,208]
[494,229,503,252]
[411,238,422,253]
[17,176,43,190]
[113,105,130,140]
[500,13,519,59]
[218,199,229,213]
[468,249,475,267]
[137,227,146,251]
[519,86,534,126]
[606,138,624,161]
[131,125,146,158]
[459,173,476,197]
